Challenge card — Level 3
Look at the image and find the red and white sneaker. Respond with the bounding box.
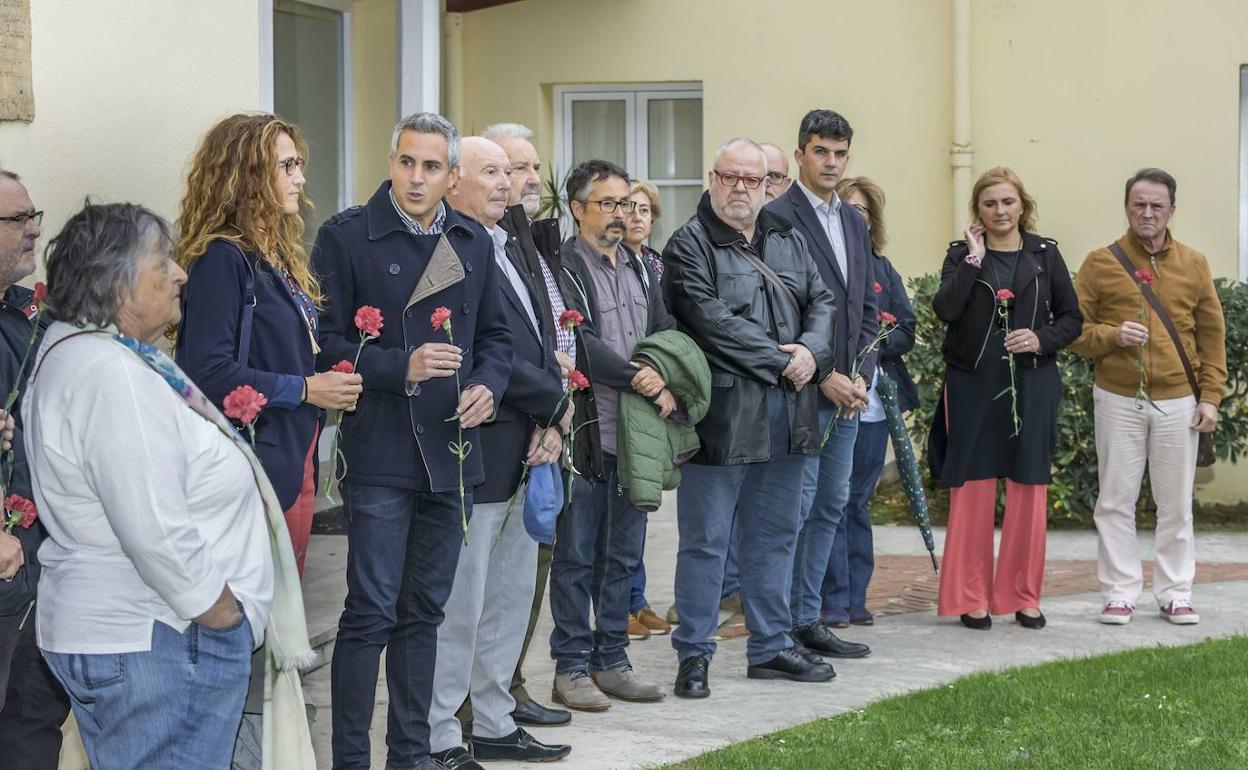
[1160,599,1200,625]
[1098,600,1134,625]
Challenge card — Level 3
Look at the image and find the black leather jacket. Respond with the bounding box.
[662,193,835,464]
[933,231,1083,371]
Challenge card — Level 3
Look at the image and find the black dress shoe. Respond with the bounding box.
[1015,610,1046,629]
[431,746,483,770]
[675,654,710,699]
[747,648,836,682]
[511,698,572,726]
[470,728,571,762]
[791,643,838,675]
[960,613,992,630]
[791,623,871,658]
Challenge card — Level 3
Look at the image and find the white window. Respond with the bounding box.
[555,84,703,250]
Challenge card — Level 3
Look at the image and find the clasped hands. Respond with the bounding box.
[405,343,494,428]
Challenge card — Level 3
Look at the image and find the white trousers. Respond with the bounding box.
[1092,386,1198,606]
[428,498,538,752]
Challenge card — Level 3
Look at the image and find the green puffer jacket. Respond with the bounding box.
[617,330,711,512]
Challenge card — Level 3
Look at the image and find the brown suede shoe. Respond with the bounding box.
[714,609,749,640]
[627,613,651,640]
[636,606,671,635]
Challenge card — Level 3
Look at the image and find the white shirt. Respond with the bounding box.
[861,367,886,423]
[796,179,849,285]
[488,225,540,335]
[25,322,274,653]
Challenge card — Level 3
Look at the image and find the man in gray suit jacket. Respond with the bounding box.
[764,110,876,661]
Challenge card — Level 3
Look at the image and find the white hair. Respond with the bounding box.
[712,137,768,173]
[481,122,536,145]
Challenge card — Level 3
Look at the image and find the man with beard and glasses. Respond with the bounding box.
[547,159,673,712]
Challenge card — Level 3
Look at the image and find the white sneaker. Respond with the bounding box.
[1098,600,1134,625]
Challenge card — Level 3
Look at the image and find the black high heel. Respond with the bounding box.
[1015,610,1046,629]
[960,613,992,630]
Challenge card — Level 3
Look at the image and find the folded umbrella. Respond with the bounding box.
[877,370,938,573]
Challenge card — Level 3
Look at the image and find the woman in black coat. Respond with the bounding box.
[928,166,1082,631]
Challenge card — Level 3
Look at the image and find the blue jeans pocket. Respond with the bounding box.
[68,653,126,689]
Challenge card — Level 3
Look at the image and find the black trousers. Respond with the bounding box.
[0,609,71,770]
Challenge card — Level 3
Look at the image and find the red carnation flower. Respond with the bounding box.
[354,306,384,338]
[874,281,883,294]
[4,494,37,529]
[995,288,1015,302]
[567,369,590,391]
[223,385,268,425]
[559,309,584,330]
[431,306,452,331]
[1134,268,1154,286]
[330,360,355,374]
[32,282,47,306]
[880,311,897,326]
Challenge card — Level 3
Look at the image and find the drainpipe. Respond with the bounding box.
[951,0,973,237]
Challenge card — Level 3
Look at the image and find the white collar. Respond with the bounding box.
[795,179,841,215]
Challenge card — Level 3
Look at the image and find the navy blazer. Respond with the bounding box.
[766,183,879,386]
[176,240,320,511]
[872,252,920,413]
[311,182,512,493]
[475,225,568,504]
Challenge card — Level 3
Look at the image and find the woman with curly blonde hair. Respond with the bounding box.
[175,113,361,576]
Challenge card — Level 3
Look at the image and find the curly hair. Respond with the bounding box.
[175,113,321,303]
[969,166,1038,233]
[836,176,887,253]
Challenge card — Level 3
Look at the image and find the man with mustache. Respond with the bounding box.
[663,138,836,696]
[548,159,673,711]
[0,169,71,769]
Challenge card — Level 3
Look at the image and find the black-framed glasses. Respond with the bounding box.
[713,171,764,190]
[765,172,790,185]
[580,198,637,214]
[278,157,306,176]
[0,210,42,227]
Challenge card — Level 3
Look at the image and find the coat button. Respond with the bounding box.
[416,424,424,435]
[407,345,416,352]
[462,303,470,313]
[406,309,414,319]
[465,263,474,273]
[412,385,421,396]
[389,264,401,274]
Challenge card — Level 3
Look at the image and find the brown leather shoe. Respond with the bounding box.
[627,613,651,640]
[714,609,749,640]
[636,607,671,635]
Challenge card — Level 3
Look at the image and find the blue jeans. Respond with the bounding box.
[721,511,740,601]
[630,544,648,615]
[791,406,859,630]
[673,389,808,665]
[331,484,467,770]
[822,418,887,622]
[43,616,252,770]
[549,455,647,673]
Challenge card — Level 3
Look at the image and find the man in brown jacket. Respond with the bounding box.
[1071,168,1226,627]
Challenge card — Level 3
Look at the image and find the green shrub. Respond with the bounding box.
[904,274,1248,524]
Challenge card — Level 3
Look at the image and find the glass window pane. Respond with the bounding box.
[571,99,627,169]
[274,2,342,240]
[647,184,702,254]
[647,98,702,180]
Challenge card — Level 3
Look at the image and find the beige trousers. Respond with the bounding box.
[1092,386,1198,606]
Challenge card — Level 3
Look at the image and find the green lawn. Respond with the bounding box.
[670,636,1248,770]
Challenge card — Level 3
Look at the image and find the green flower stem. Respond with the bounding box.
[821,324,898,447]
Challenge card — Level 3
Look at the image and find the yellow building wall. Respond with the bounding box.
[0,0,262,256]
[352,0,399,202]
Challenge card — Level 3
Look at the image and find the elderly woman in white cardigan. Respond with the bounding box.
[22,202,314,770]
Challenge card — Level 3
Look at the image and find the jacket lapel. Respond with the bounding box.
[787,185,846,290]
[500,240,542,343]
[407,235,466,309]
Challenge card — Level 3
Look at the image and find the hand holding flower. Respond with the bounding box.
[305,366,363,412]
[223,385,268,443]
[456,384,494,429]
[0,531,22,581]
[0,409,12,453]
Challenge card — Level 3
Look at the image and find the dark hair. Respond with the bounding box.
[0,169,19,182]
[798,109,853,151]
[565,159,630,211]
[44,200,173,326]
[1124,167,1176,206]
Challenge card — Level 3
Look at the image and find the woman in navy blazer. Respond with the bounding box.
[174,113,362,575]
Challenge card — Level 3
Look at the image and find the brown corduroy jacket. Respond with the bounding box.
[1070,230,1226,406]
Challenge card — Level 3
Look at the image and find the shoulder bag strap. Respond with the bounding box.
[731,243,802,318]
[235,245,258,366]
[1107,243,1201,401]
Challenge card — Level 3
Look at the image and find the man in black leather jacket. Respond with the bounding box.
[662,139,838,697]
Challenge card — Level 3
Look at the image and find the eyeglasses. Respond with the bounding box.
[765,172,790,185]
[580,198,637,214]
[278,157,306,176]
[713,171,765,190]
[0,210,42,227]
[850,203,869,217]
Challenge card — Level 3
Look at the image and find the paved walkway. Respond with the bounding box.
[300,496,1248,769]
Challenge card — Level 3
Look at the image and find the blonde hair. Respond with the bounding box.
[836,176,887,253]
[629,179,662,219]
[175,113,321,303]
[969,166,1038,233]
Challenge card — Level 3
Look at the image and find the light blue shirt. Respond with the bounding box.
[487,225,539,335]
[796,179,848,285]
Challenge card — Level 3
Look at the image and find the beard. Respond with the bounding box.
[595,220,626,248]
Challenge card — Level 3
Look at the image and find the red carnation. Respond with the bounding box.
[995,288,1015,302]
[874,281,883,294]
[354,306,384,338]
[1134,268,1154,286]
[330,360,355,374]
[559,309,584,330]
[880,311,897,326]
[4,494,37,530]
[567,369,590,391]
[32,282,47,306]
[431,306,452,331]
[223,385,267,425]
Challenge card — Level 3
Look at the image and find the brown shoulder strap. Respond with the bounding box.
[731,243,802,316]
[1107,243,1201,400]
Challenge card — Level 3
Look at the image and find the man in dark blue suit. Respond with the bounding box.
[313,114,513,770]
[426,137,572,769]
[764,110,875,662]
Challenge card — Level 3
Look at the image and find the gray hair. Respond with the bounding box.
[44,200,173,327]
[391,112,461,167]
[712,137,768,173]
[481,122,535,145]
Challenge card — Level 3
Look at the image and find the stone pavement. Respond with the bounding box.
[300,496,1248,770]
